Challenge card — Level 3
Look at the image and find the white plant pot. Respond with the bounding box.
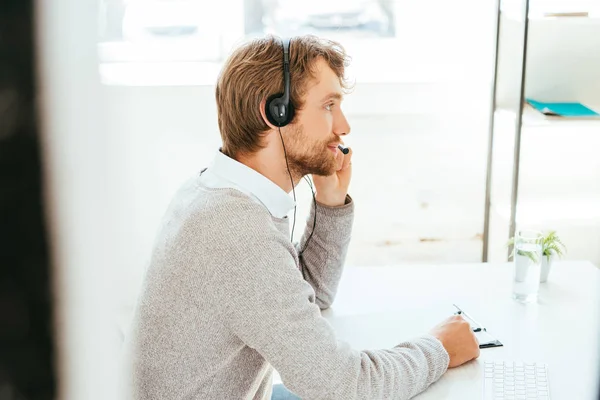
[540,254,554,283]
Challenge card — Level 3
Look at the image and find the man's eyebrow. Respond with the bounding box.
[320,92,344,102]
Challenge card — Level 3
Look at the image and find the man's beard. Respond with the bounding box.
[283,124,338,179]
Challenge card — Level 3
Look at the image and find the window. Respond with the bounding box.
[98,0,395,61]
[98,0,600,86]
[98,0,242,63]
[98,0,496,86]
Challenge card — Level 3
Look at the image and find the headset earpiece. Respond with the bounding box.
[265,93,294,127]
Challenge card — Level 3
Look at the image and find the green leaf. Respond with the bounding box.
[539,230,567,259]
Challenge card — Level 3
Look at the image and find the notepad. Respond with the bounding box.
[526,98,600,117]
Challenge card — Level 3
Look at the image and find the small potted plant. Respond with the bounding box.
[507,230,567,282]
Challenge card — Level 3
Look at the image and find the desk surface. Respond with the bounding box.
[322,261,600,400]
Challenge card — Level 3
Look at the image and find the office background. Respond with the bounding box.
[1,0,598,398]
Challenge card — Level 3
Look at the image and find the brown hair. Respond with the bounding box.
[215,35,351,158]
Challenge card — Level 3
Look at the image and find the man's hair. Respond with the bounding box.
[215,35,351,158]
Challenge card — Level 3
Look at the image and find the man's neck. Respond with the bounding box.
[235,148,301,194]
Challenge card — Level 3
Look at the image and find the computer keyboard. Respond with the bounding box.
[483,361,551,400]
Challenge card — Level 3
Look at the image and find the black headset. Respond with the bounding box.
[265,37,316,265]
[265,38,295,127]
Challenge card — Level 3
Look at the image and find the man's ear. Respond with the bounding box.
[259,98,278,130]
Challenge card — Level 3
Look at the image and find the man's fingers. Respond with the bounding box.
[335,150,344,171]
[340,147,352,170]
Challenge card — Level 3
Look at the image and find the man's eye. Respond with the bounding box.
[325,103,334,111]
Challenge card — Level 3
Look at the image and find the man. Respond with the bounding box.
[130,35,480,399]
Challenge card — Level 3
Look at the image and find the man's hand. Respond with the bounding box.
[430,315,480,368]
[312,146,352,207]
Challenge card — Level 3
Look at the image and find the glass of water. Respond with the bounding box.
[512,229,543,303]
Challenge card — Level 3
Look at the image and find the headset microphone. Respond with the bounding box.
[337,144,349,154]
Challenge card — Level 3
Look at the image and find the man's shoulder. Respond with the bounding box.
[153,179,290,279]
[150,178,282,270]
[169,177,274,234]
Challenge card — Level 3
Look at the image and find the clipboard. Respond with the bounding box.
[474,330,503,349]
[453,304,503,349]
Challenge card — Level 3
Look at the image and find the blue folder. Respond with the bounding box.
[526,98,600,117]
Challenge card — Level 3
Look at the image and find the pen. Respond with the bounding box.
[453,304,487,332]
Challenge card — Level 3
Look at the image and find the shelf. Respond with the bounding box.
[494,103,600,129]
[500,0,600,21]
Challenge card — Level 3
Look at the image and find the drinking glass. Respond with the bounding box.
[512,229,543,303]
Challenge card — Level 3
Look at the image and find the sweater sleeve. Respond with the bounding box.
[295,194,353,310]
[208,212,449,400]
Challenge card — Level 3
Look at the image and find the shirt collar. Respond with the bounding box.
[208,150,295,218]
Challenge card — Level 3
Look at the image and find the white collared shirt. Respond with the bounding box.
[200,150,296,219]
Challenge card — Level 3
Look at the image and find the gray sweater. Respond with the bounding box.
[130,175,449,399]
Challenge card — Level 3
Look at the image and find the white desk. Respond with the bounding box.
[322,261,600,400]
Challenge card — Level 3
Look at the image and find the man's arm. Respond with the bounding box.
[295,194,353,309]
[208,220,449,400]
